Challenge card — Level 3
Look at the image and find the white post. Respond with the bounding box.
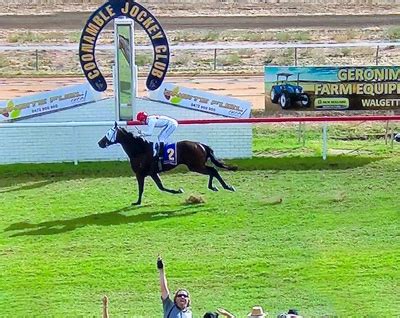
[297,121,306,146]
[114,18,136,121]
[322,123,328,160]
[72,126,78,165]
[113,65,119,122]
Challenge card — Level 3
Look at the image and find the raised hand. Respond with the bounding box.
[157,256,164,270]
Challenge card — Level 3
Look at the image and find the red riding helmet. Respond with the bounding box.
[136,111,148,122]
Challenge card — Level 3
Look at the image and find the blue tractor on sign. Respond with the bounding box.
[270,72,310,109]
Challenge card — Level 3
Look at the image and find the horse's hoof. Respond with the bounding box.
[210,186,219,192]
[228,186,236,192]
[178,188,184,193]
[132,201,141,206]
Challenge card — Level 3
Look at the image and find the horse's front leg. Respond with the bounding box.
[151,173,184,194]
[132,174,146,205]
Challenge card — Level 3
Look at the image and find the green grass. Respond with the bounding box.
[1,126,400,317]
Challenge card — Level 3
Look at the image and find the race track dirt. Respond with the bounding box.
[0,13,399,30]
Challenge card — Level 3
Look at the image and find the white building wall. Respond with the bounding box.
[0,97,252,164]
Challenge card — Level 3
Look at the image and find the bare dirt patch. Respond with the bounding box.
[0,75,266,109]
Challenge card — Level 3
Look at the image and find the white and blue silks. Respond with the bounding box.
[140,115,178,156]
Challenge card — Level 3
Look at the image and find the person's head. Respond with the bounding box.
[248,306,266,318]
[136,111,148,123]
[173,289,190,310]
[277,309,302,318]
[203,312,219,318]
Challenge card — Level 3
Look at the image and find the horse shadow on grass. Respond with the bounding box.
[0,156,386,193]
[0,180,55,194]
[5,204,207,237]
[233,155,385,171]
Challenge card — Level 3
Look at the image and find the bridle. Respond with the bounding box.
[105,126,118,145]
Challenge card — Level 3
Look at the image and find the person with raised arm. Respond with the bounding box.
[157,256,192,318]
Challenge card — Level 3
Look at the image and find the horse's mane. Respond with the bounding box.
[118,127,150,154]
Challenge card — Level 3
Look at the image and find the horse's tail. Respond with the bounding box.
[202,144,238,171]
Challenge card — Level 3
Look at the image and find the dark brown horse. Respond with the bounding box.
[98,123,237,205]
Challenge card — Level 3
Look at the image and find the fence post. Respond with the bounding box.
[385,120,389,145]
[35,49,39,71]
[298,121,306,145]
[294,47,298,66]
[375,45,380,66]
[390,110,395,148]
[322,123,328,160]
[297,122,302,143]
[213,49,217,70]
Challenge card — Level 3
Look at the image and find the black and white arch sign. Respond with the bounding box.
[79,0,170,92]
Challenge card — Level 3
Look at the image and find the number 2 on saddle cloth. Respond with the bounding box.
[162,143,177,165]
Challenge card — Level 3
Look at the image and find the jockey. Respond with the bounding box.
[136,111,178,169]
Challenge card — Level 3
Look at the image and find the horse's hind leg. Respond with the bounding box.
[189,165,234,192]
[188,165,218,191]
[206,166,235,192]
[151,174,184,194]
[207,173,218,192]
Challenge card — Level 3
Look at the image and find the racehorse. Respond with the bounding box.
[98,123,237,205]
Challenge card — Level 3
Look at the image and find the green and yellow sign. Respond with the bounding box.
[264,66,400,111]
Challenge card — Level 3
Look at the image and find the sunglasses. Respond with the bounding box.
[176,294,189,298]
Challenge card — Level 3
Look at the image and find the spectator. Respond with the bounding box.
[277,309,303,318]
[247,306,267,318]
[102,295,109,318]
[203,312,219,318]
[218,308,235,318]
[203,308,235,318]
[157,256,192,318]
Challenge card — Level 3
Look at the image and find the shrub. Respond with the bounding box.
[276,32,291,42]
[7,31,46,43]
[173,52,192,66]
[217,53,241,66]
[135,53,152,66]
[0,55,10,68]
[385,26,400,40]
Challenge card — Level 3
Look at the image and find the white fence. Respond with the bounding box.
[0,98,252,164]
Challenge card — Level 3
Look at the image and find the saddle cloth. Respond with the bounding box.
[162,143,178,165]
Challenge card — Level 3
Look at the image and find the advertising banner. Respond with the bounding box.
[0,83,102,122]
[265,66,400,112]
[148,83,251,118]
